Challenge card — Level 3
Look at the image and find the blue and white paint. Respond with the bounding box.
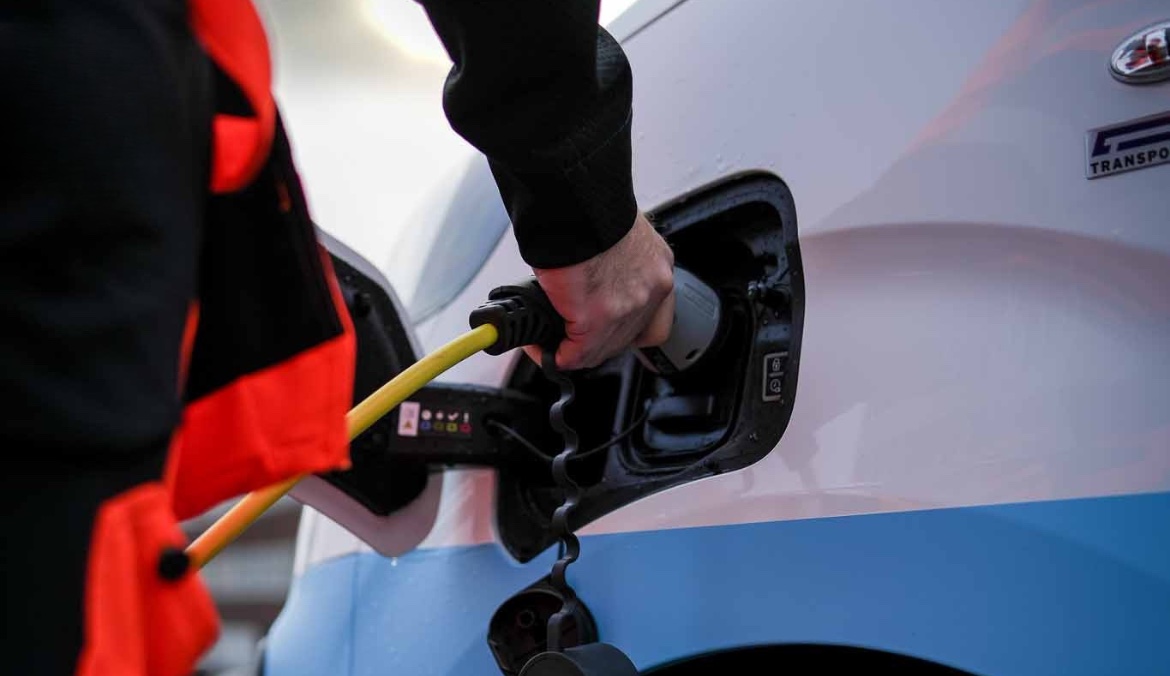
[267,491,1170,675]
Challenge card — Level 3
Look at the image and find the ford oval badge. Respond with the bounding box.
[1111,20,1170,84]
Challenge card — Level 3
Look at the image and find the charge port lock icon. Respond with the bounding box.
[762,351,787,402]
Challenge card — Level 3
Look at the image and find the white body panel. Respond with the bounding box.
[296,0,1170,572]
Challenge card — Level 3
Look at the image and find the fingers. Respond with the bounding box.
[557,288,672,370]
[524,212,677,372]
[520,324,611,371]
[555,323,617,371]
[521,334,595,372]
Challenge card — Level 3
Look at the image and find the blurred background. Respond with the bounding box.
[182,1,638,673]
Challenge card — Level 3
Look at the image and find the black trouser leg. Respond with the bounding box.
[0,0,211,672]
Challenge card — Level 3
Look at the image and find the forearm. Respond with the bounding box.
[417,0,638,269]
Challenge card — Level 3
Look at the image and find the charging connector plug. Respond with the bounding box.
[469,279,566,356]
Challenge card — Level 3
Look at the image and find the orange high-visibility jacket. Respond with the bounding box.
[76,2,356,674]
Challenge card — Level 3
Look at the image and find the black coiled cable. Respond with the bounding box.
[541,348,581,653]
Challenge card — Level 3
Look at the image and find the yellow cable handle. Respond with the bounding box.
[186,323,500,570]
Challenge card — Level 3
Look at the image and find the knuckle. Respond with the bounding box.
[655,265,674,293]
[631,286,650,310]
[602,296,628,321]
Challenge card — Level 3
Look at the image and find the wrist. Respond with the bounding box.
[502,115,638,269]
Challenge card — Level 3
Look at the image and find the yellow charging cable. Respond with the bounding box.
[186,323,500,570]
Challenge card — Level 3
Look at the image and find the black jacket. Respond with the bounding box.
[0,3,638,673]
[418,0,638,269]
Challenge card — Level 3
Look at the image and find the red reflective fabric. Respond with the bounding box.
[189,0,275,194]
[76,483,219,676]
[169,0,356,520]
[167,245,356,521]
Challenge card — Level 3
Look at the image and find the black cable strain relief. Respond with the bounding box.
[157,547,191,582]
[469,278,565,355]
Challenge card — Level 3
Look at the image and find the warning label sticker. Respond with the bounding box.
[397,401,420,437]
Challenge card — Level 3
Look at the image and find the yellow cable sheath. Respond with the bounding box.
[186,323,500,570]
[343,323,498,441]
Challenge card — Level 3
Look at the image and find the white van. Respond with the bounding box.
[260,2,1170,674]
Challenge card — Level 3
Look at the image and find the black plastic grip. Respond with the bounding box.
[469,277,566,355]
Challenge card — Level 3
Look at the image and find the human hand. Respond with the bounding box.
[523,213,675,370]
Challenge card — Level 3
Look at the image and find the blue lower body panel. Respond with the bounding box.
[265,491,1170,675]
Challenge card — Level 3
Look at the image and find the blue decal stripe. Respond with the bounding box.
[266,555,357,675]
[266,491,1170,676]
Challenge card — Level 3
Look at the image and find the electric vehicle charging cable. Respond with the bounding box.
[186,275,569,570]
[187,268,721,571]
[186,322,501,570]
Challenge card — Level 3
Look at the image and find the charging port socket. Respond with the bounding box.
[496,173,804,561]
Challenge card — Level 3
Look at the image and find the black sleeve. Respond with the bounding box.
[416,0,638,269]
